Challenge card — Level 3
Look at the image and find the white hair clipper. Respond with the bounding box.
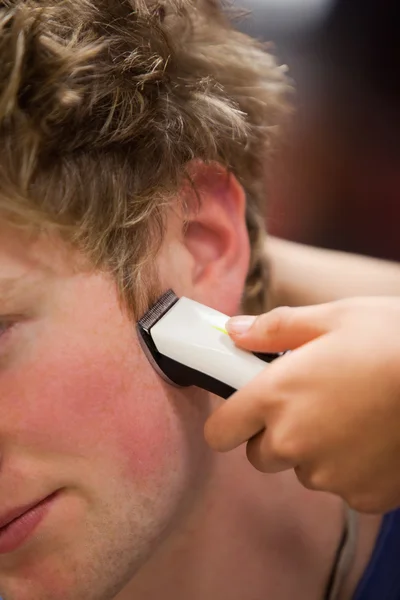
[137,290,287,399]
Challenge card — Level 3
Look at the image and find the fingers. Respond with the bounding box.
[204,336,305,456]
[226,303,339,352]
[204,379,267,452]
[204,372,296,472]
[204,334,334,472]
[246,429,294,473]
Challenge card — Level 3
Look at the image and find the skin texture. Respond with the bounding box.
[0,170,380,600]
[0,226,215,600]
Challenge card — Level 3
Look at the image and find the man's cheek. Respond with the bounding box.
[4,349,180,482]
[102,375,182,481]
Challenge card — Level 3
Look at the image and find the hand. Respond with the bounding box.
[204,297,400,513]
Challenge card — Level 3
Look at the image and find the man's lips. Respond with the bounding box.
[0,491,60,554]
[0,494,55,530]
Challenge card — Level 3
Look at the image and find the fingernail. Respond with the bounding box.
[226,315,256,335]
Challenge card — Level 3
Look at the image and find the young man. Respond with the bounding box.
[0,1,381,599]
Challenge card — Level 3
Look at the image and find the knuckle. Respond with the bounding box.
[269,426,300,461]
[256,306,292,337]
[296,467,329,492]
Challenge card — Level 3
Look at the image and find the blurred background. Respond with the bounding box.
[237,0,400,262]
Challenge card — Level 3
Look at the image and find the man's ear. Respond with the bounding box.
[182,162,250,315]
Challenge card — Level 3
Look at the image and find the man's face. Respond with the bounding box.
[0,224,214,600]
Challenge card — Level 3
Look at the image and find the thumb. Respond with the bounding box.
[226,304,335,352]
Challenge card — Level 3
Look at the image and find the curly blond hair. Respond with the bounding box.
[0,0,290,315]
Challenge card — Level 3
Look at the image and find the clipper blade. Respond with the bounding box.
[138,290,179,333]
[137,290,180,386]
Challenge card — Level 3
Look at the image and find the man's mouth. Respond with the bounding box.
[0,491,59,554]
